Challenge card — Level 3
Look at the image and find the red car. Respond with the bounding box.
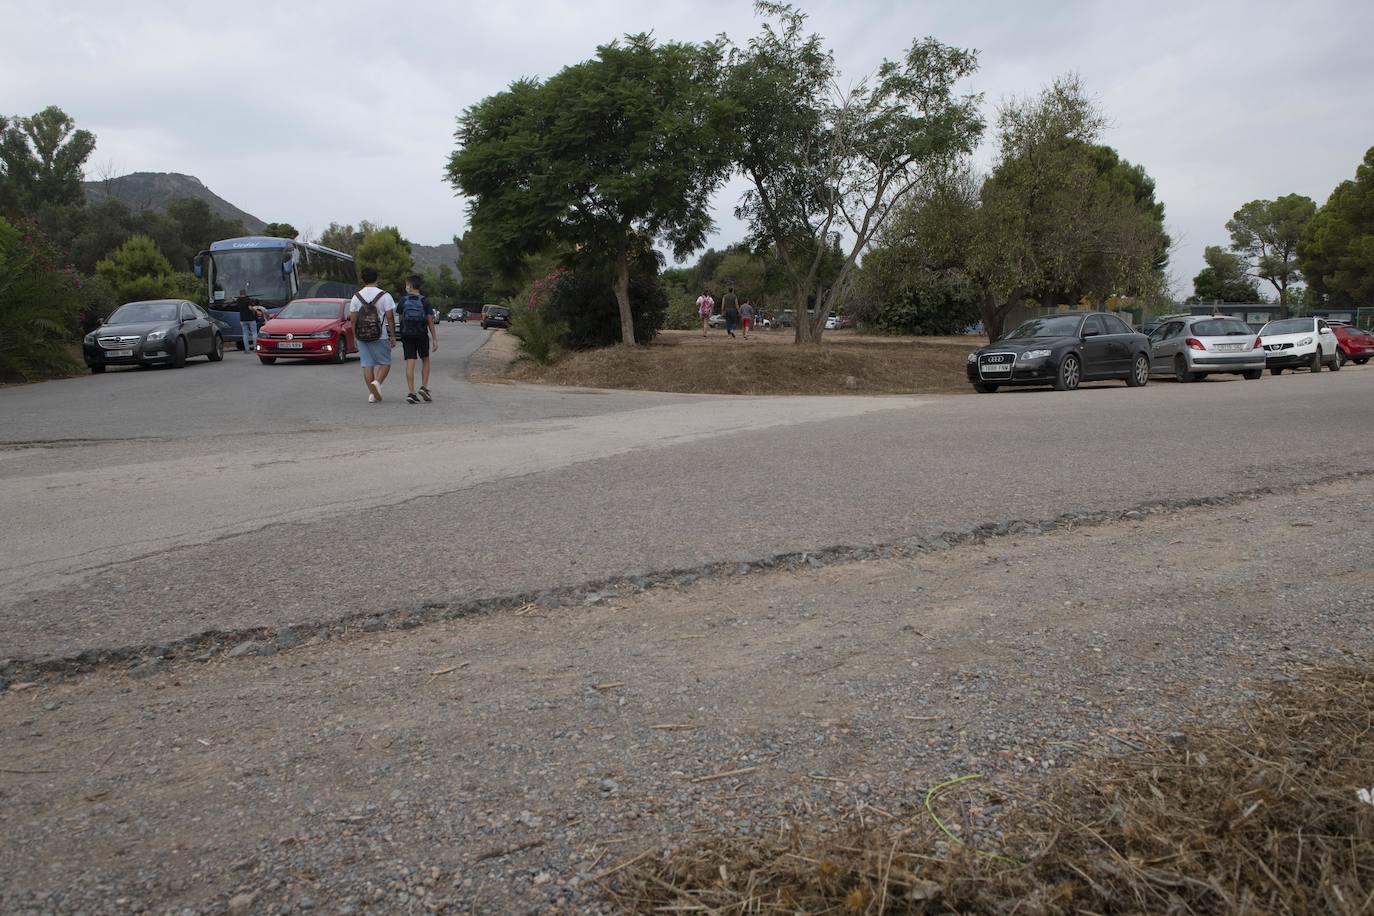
[255,298,356,365]
[1334,325,1374,366]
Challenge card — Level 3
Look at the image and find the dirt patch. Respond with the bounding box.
[488,329,974,395]
[462,328,519,383]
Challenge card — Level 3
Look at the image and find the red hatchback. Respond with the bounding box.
[256,298,356,365]
[1334,325,1374,367]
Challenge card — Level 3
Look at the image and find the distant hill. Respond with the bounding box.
[83,172,267,234]
[82,171,459,274]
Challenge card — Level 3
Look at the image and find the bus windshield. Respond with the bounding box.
[207,249,290,306]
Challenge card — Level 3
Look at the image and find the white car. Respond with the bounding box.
[825,314,840,330]
[1258,317,1342,375]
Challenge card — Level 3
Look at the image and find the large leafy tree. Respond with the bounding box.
[262,222,298,240]
[1225,194,1315,314]
[0,106,96,216]
[354,226,413,296]
[891,77,1169,340]
[725,2,984,343]
[1298,146,1374,308]
[448,33,734,346]
[1189,245,1260,303]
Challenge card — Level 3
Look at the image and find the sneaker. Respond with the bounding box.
[368,393,377,403]
[418,386,431,402]
[368,381,382,401]
[406,392,420,404]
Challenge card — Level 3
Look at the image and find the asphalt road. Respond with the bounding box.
[2,335,1373,663]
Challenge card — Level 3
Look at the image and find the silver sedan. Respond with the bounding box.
[1148,316,1265,382]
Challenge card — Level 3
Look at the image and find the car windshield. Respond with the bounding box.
[1261,319,1313,335]
[1191,319,1252,336]
[1002,315,1082,340]
[277,301,342,320]
[109,302,178,323]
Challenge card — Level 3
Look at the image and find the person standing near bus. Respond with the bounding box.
[234,289,260,352]
[348,267,397,402]
[398,274,439,404]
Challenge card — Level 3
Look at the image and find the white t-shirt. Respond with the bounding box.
[349,288,397,338]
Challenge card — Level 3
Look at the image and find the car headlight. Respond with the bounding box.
[1298,336,1313,346]
[1020,349,1052,360]
[309,330,334,338]
[146,330,167,342]
[966,351,978,364]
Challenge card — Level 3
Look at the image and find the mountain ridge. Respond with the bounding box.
[82,171,459,272]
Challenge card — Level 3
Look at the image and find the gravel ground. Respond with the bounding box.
[2,476,1370,914]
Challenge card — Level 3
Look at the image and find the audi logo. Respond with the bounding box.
[984,355,1009,363]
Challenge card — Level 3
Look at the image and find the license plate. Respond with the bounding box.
[1216,344,1242,351]
[981,362,1011,374]
[280,342,304,349]
[106,349,133,358]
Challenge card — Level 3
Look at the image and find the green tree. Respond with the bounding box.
[262,222,298,240]
[0,217,83,380]
[0,106,96,216]
[725,2,984,343]
[419,263,461,309]
[94,234,198,303]
[448,33,734,346]
[1298,146,1374,308]
[354,227,413,296]
[895,78,1169,339]
[1188,245,1260,303]
[318,222,366,255]
[164,198,247,268]
[1226,194,1315,314]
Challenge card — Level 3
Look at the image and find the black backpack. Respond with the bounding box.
[355,291,384,341]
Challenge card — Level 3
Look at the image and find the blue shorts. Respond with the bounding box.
[357,338,391,368]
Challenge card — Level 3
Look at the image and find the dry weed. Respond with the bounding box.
[609,666,1374,914]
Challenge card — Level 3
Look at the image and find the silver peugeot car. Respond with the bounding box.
[1147,315,1266,382]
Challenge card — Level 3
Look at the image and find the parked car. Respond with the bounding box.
[480,305,511,329]
[708,313,725,328]
[1333,325,1374,365]
[964,312,1151,393]
[825,314,840,330]
[1258,317,1341,374]
[255,298,354,365]
[446,308,467,323]
[83,299,225,373]
[1147,315,1265,382]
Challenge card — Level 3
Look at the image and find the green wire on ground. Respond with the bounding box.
[924,774,1022,865]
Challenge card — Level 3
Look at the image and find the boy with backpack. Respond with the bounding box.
[348,267,397,402]
[398,275,439,403]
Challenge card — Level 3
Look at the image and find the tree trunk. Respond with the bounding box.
[613,248,635,346]
[793,290,816,344]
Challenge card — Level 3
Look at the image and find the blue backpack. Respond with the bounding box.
[399,294,428,338]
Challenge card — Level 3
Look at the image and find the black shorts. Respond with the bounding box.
[401,336,430,360]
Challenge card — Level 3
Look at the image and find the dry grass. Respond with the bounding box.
[498,330,976,396]
[608,665,1374,914]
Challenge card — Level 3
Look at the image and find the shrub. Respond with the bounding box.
[541,250,668,349]
[0,216,83,381]
[93,234,201,304]
[507,307,568,364]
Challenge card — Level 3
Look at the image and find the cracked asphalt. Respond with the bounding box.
[2,338,1373,666]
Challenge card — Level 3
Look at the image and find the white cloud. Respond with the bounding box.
[6,0,1372,294]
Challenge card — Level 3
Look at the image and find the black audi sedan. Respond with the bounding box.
[965,312,1152,393]
[83,299,226,373]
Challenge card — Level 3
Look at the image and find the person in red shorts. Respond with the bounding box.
[739,299,755,339]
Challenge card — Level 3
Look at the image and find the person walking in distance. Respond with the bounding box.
[348,267,397,402]
[398,274,439,404]
[696,290,714,337]
[739,298,755,339]
[722,286,740,339]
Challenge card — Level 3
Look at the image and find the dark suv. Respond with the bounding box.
[480,306,511,329]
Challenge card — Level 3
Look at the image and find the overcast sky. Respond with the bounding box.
[6,0,1372,296]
